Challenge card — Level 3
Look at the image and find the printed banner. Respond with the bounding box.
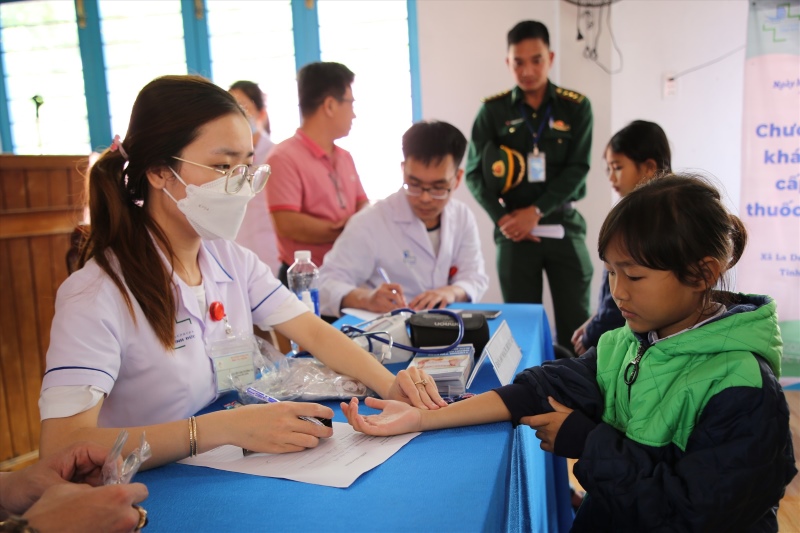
[738,0,800,386]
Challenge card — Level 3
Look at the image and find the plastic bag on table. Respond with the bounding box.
[234,336,374,403]
[102,429,151,485]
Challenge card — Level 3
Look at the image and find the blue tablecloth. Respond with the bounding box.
[136,303,573,532]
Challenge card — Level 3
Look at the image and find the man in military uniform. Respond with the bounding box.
[466,20,593,355]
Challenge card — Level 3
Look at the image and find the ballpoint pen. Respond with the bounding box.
[377,267,392,286]
[244,387,328,426]
[377,267,402,301]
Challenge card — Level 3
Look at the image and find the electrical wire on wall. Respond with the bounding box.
[667,45,746,82]
[564,0,624,75]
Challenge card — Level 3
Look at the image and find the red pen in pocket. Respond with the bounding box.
[448,266,458,281]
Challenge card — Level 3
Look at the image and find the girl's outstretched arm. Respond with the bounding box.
[341,391,512,436]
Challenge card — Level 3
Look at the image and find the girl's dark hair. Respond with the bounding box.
[607,120,672,173]
[598,173,747,307]
[81,75,244,349]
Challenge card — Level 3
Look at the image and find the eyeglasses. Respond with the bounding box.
[171,156,270,194]
[329,172,346,209]
[402,181,453,200]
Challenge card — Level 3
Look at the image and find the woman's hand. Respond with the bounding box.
[228,402,334,453]
[519,397,573,452]
[340,397,422,436]
[388,367,448,410]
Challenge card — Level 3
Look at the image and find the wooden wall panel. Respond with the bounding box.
[0,360,12,460]
[27,170,51,209]
[32,236,56,370]
[9,238,42,450]
[0,156,87,467]
[0,238,30,456]
[1,169,26,211]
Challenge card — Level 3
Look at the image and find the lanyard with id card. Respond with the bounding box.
[519,102,551,183]
[206,301,256,394]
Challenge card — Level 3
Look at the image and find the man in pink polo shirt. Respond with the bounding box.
[266,62,369,288]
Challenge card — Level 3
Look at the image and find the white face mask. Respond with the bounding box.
[163,168,254,241]
[247,117,259,135]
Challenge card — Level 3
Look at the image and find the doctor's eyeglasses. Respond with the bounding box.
[402,182,452,200]
[171,156,271,194]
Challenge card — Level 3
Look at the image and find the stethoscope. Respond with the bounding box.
[338,308,465,356]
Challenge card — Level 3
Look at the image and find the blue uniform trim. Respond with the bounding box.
[0,33,13,153]
[44,365,115,381]
[251,285,282,313]
[181,0,212,78]
[75,0,112,152]
[203,244,234,280]
[291,0,320,70]
[407,0,422,121]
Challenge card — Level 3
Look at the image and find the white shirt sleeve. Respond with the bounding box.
[255,291,310,329]
[39,385,106,420]
[318,215,377,317]
[449,205,489,302]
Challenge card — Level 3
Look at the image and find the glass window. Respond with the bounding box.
[318,0,413,201]
[206,0,298,146]
[0,1,89,154]
[99,0,187,138]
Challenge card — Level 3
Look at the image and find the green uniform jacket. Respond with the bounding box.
[466,81,593,223]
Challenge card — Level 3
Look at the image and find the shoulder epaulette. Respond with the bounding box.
[555,87,585,104]
[482,89,511,103]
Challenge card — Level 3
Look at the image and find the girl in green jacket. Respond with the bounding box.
[342,173,796,531]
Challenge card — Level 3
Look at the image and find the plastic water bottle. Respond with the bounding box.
[287,250,320,354]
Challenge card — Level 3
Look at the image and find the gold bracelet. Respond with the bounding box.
[191,416,198,457]
[188,416,196,457]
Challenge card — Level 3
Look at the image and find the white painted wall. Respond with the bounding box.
[414,0,749,337]
[557,1,614,313]
[609,0,748,212]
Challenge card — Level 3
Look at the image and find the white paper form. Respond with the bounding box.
[341,308,381,322]
[531,224,565,239]
[178,422,420,488]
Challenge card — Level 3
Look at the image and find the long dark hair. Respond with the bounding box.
[598,173,747,311]
[607,120,672,173]
[81,75,244,349]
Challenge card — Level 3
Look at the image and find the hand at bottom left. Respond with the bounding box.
[24,482,149,533]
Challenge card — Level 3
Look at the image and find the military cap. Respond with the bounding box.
[482,143,525,195]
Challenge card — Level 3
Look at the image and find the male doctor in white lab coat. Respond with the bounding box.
[319,121,489,316]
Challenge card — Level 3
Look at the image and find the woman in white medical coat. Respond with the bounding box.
[38,75,444,469]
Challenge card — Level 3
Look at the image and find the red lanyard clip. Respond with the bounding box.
[209,301,232,336]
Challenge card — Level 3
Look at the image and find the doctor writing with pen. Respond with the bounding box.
[319,121,489,316]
